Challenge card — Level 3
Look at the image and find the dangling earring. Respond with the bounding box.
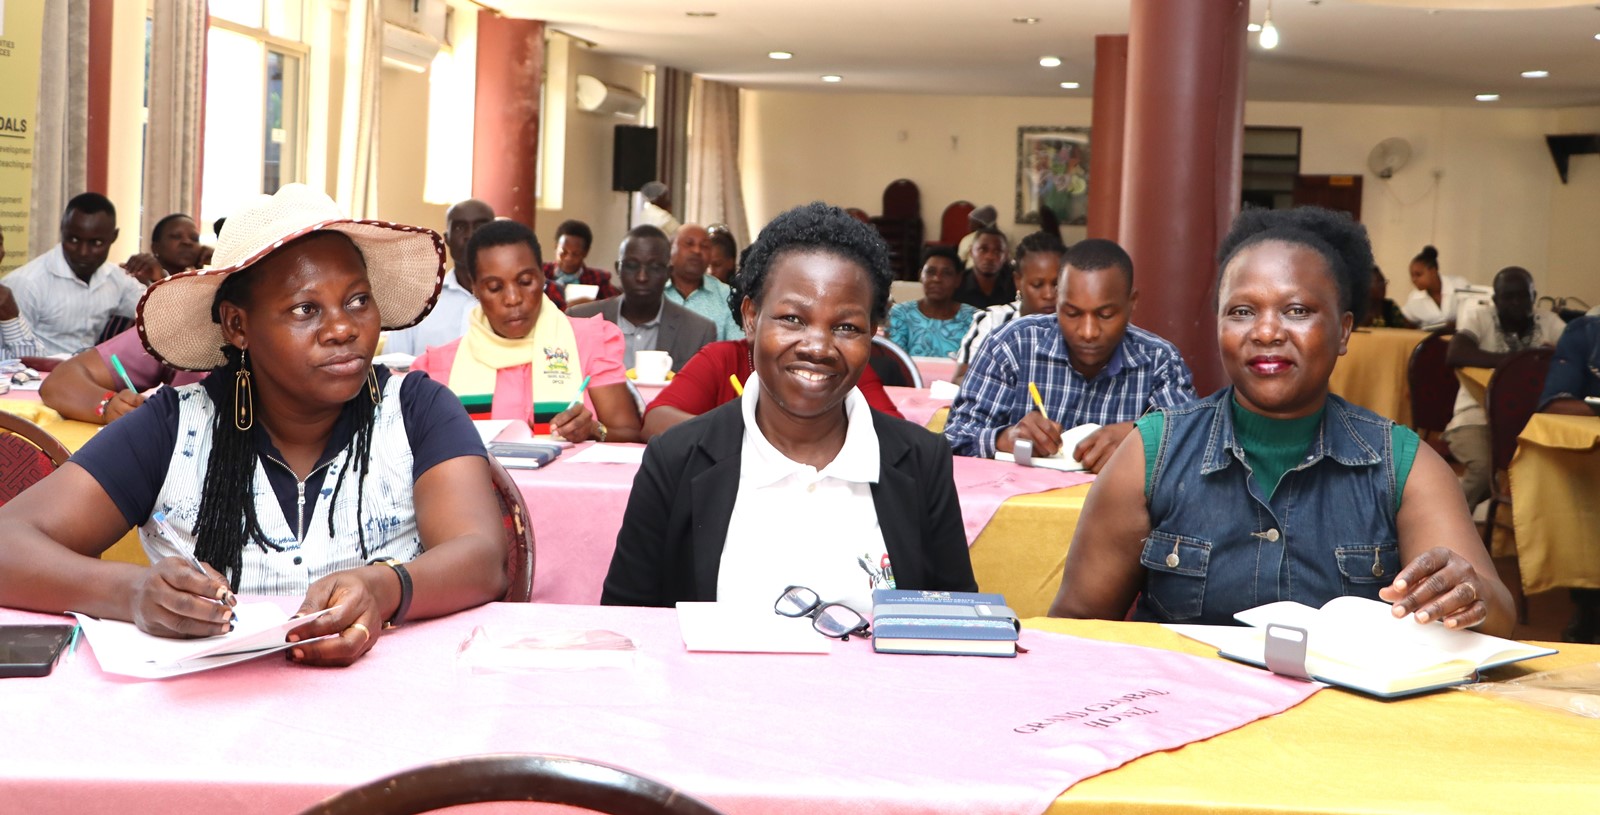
[367,365,381,405]
[234,348,254,431]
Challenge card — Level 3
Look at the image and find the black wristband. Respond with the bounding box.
[368,557,413,628]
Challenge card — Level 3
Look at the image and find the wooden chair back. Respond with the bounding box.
[1485,347,1555,474]
[0,409,71,507]
[869,336,923,389]
[1406,328,1457,435]
[485,455,534,602]
[937,200,974,245]
[844,207,871,224]
[881,179,921,221]
[297,753,727,815]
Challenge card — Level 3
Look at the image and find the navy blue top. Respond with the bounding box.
[71,367,485,534]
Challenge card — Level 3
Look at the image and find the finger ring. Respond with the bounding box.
[347,622,371,640]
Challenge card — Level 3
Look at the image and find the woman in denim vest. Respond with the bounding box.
[1050,207,1514,637]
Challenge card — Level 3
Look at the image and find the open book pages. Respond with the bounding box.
[71,603,341,680]
[994,423,1101,471]
[1167,596,1555,697]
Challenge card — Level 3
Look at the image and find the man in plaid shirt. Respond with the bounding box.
[944,239,1196,473]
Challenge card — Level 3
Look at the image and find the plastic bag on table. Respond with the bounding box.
[1459,662,1600,718]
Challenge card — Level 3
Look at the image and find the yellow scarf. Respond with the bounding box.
[449,298,585,410]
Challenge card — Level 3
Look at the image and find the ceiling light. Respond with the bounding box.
[1247,23,1263,32]
[1059,82,1080,89]
[1013,17,1041,24]
[1039,56,1062,68]
[685,11,716,17]
[768,51,793,60]
[1520,70,1549,78]
[821,75,842,83]
[1259,0,1279,50]
[1475,93,1500,102]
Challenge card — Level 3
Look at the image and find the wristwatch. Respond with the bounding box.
[368,557,413,628]
[594,421,609,442]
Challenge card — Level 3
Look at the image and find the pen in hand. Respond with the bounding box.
[109,354,138,392]
[152,511,236,609]
[1028,382,1047,414]
[565,374,594,412]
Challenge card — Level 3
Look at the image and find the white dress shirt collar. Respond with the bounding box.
[739,372,880,488]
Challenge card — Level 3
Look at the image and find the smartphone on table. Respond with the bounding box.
[0,624,75,678]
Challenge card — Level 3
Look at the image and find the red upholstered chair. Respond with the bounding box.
[296,753,727,815]
[1406,328,1457,458]
[0,410,71,507]
[17,356,61,373]
[844,207,871,224]
[937,200,975,246]
[486,455,534,602]
[1480,347,1554,552]
[873,179,925,280]
[881,179,920,221]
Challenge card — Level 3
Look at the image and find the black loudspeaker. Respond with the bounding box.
[612,125,659,193]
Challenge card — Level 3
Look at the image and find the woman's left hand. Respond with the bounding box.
[1378,546,1488,629]
[286,567,396,667]
[550,403,598,442]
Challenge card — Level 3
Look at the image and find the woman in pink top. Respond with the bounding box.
[412,220,641,442]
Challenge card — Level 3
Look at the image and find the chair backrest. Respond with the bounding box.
[869,336,924,389]
[844,207,871,224]
[0,410,71,507]
[938,200,975,245]
[1485,347,1555,473]
[1406,328,1457,434]
[298,753,728,815]
[485,455,534,602]
[881,179,921,221]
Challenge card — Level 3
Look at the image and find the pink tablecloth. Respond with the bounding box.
[518,444,1092,605]
[0,603,1317,815]
[884,385,951,428]
[915,355,958,384]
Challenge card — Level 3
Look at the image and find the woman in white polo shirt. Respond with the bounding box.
[602,203,978,615]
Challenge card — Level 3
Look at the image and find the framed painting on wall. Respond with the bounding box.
[1015,126,1091,226]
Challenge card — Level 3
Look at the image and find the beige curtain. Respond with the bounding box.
[336,0,382,216]
[142,0,208,246]
[686,77,750,246]
[30,0,91,259]
[654,66,691,219]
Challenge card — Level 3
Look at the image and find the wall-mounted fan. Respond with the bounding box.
[1367,138,1413,179]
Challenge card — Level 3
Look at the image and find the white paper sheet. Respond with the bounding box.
[676,602,830,654]
[72,603,342,679]
[566,444,647,465]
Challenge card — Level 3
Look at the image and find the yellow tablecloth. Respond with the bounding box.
[1036,618,1600,814]
[0,398,148,566]
[1326,327,1429,425]
[968,483,1091,618]
[1510,413,1600,593]
[1457,365,1493,405]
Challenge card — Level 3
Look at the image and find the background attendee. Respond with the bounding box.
[0,183,509,666]
[956,204,998,267]
[635,181,682,236]
[955,227,1014,309]
[602,202,977,613]
[705,224,739,284]
[568,225,716,372]
[40,327,207,424]
[1443,266,1565,508]
[1539,314,1600,416]
[119,213,203,285]
[1051,206,1514,637]
[0,229,41,358]
[888,246,977,358]
[6,193,146,355]
[1401,245,1472,327]
[1362,265,1414,328]
[384,198,494,356]
[953,231,1064,383]
[412,220,642,443]
[542,219,620,309]
[664,222,742,341]
[944,238,1195,472]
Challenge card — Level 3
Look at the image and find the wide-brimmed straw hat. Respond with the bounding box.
[138,183,445,371]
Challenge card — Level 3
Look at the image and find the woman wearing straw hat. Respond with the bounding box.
[0,184,508,666]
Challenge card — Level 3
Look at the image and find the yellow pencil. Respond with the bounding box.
[1028,382,1046,414]
[730,374,744,396]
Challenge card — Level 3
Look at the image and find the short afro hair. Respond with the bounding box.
[920,244,962,271]
[734,202,895,324]
[1216,206,1374,324]
[1063,238,1134,288]
[463,219,542,284]
[554,219,593,252]
[64,192,116,223]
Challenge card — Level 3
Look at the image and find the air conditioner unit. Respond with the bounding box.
[574,75,645,118]
[382,21,441,73]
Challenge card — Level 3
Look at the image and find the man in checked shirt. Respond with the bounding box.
[944,239,1196,473]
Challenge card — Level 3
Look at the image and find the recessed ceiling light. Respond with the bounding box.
[1247,23,1263,32]
[1039,56,1062,68]
[1475,93,1500,102]
[821,75,842,83]
[1059,81,1081,89]
[768,51,793,60]
[1520,70,1549,78]
[1013,17,1041,24]
[685,11,716,17]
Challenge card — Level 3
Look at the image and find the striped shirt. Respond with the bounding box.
[943,314,1197,458]
[0,315,40,359]
[954,301,1021,366]
[6,245,146,355]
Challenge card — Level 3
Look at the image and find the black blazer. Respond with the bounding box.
[601,398,978,607]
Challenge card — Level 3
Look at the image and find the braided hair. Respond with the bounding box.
[192,238,381,591]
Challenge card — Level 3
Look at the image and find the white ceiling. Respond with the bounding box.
[482,0,1600,108]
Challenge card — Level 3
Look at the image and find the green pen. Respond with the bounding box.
[108,354,138,392]
[565,375,594,411]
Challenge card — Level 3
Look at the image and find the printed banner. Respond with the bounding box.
[0,0,44,275]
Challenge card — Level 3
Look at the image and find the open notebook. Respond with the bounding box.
[994,423,1101,472]
[1167,596,1555,698]
[72,603,341,679]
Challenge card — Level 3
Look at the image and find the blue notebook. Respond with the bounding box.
[871,589,1020,658]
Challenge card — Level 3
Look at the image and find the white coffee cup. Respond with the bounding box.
[635,350,673,382]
